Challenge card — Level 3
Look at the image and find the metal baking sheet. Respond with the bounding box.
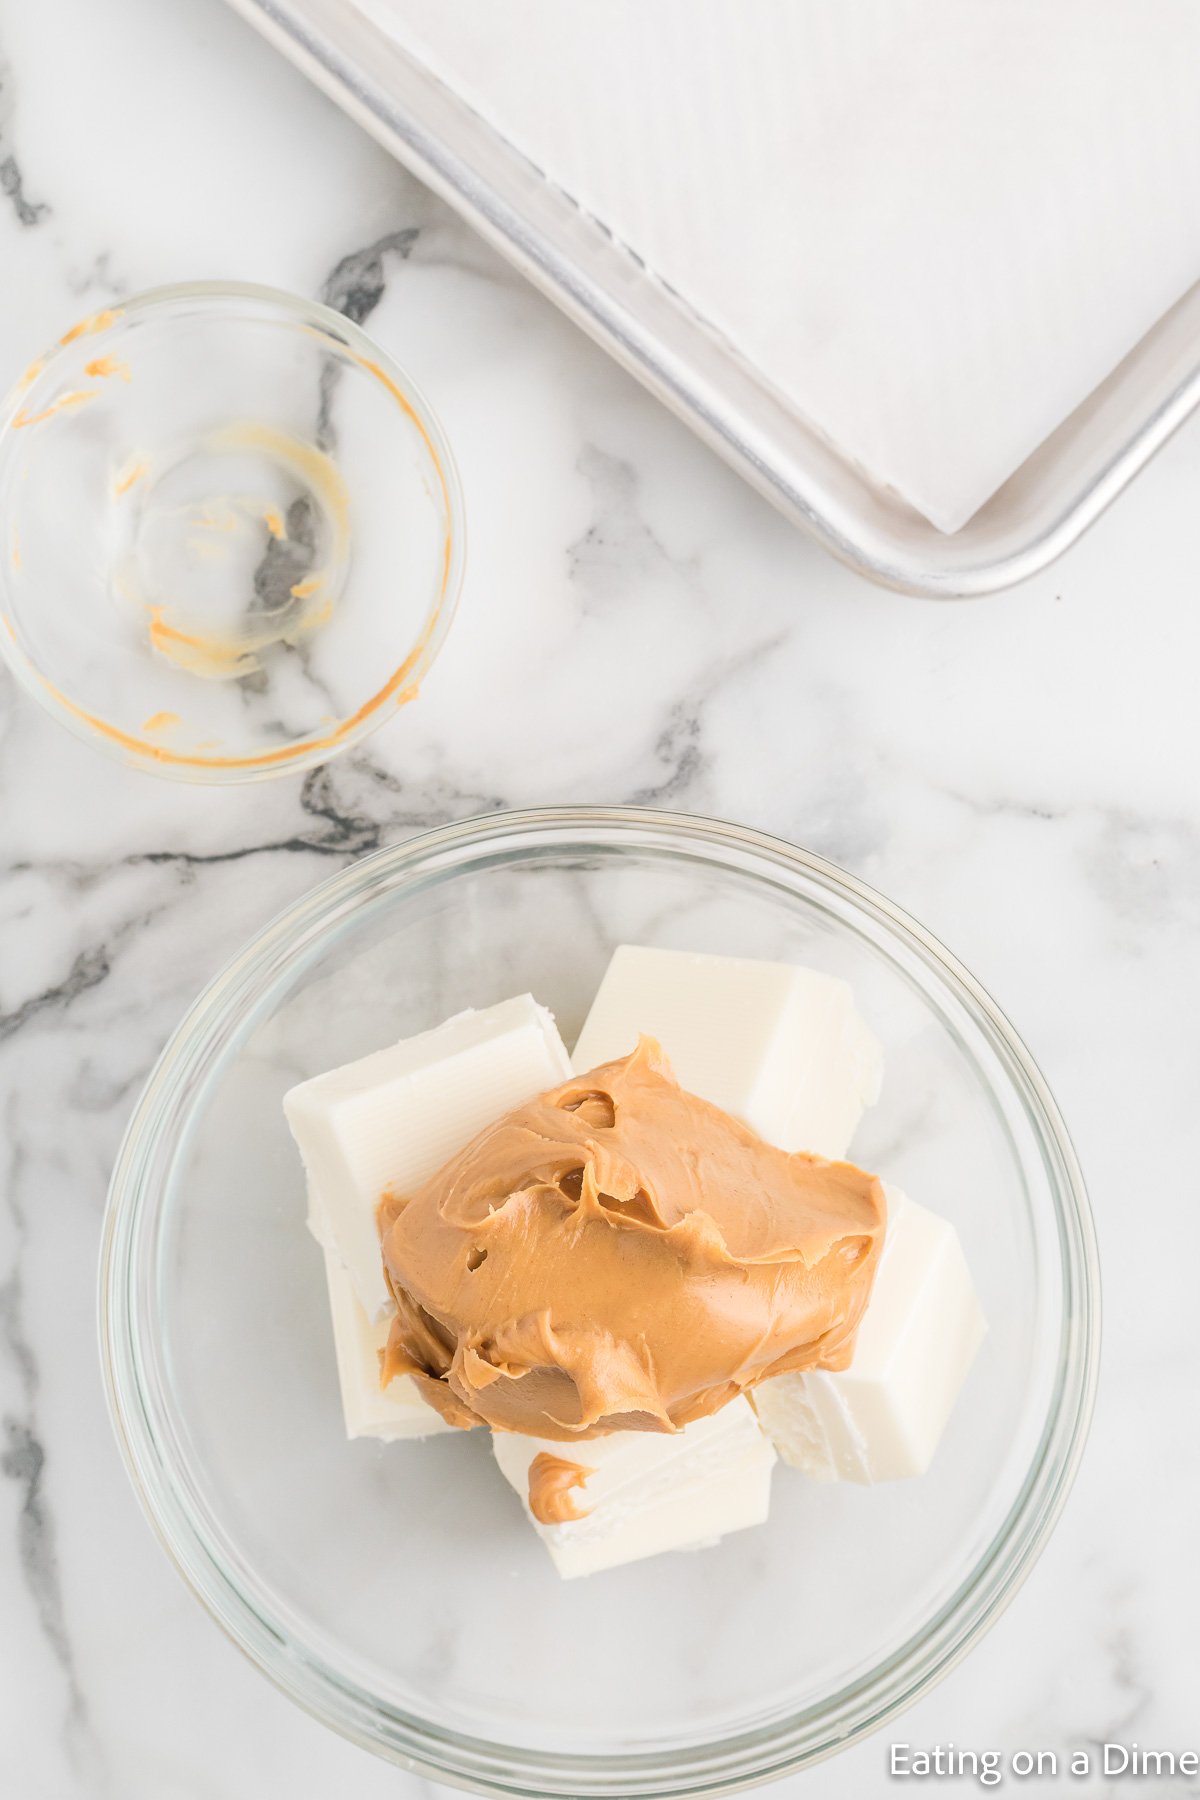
[228,0,1200,597]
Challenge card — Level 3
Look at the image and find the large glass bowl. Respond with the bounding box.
[0,283,464,781]
[99,808,1098,1796]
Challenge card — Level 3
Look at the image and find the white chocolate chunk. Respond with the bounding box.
[284,995,572,1320]
[322,1251,455,1441]
[570,945,882,1159]
[492,1398,776,1579]
[753,1187,985,1481]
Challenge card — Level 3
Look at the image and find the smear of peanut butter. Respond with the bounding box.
[83,354,131,381]
[59,308,120,346]
[12,389,97,430]
[141,710,181,735]
[146,605,260,679]
[378,1039,886,1441]
[112,459,148,498]
[527,1452,595,1524]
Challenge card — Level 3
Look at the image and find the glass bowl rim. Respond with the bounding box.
[98,804,1100,1796]
[0,278,466,785]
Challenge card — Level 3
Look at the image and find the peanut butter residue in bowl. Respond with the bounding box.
[378,1038,886,1441]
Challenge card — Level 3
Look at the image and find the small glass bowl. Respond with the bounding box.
[99,808,1099,1796]
[0,282,463,781]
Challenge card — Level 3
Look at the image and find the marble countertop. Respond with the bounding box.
[2,2,1198,1796]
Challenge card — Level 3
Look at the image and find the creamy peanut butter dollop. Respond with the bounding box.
[527,1452,595,1523]
[378,1038,885,1440]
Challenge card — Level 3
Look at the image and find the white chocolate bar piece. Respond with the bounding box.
[753,1187,985,1481]
[285,994,572,1320]
[322,1250,456,1441]
[571,945,882,1159]
[492,1398,776,1578]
